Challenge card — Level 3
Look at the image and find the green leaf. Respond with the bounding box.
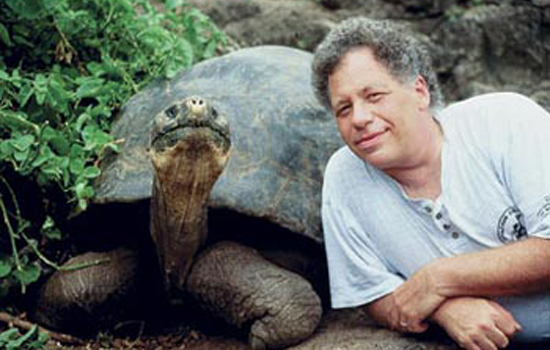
[0,140,15,159]
[0,255,12,278]
[49,134,70,156]
[165,0,184,10]
[40,162,62,178]
[35,90,46,105]
[13,263,41,286]
[0,70,10,81]
[78,198,88,210]
[75,77,104,98]
[82,166,101,179]
[7,325,38,350]
[27,331,49,349]
[0,110,38,133]
[48,77,69,111]
[17,84,34,107]
[75,113,91,132]
[0,329,19,344]
[82,124,113,151]
[74,182,94,199]
[13,149,28,162]
[5,0,45,19]
[0,23,13,46]
[41,125,57,141]
[41,216,62,240]
[12,134,35,151]
[31,144,54,167]
[69,155,84,175]
[203,39,218,59]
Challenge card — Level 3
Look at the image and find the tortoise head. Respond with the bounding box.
[151,96,230,155]
[149,96,231,295]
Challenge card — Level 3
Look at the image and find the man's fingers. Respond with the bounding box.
[485,327,510,349]
[472,337,498,350]
[489,301,522,337]
[458,339,482,350]
[408,320,429,333]
[494,316,521,338]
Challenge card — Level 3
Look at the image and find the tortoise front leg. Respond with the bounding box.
[186,241,322,349]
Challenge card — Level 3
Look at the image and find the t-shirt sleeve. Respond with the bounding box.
[322,175,404,309]
[497,93,550,240]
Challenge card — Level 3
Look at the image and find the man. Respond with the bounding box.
[312,17,550,350]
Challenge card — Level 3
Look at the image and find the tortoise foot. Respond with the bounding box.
[33,248,144,334]
[186,241,322,349]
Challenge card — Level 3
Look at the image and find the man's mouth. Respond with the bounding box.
[354,130,387,149]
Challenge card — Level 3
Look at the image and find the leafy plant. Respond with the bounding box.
[0,326,49,350]
[0,0,225,300]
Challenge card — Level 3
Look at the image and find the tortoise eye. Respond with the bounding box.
[165,105,178,119]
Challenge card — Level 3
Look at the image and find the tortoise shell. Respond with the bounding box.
[94,46,343,243]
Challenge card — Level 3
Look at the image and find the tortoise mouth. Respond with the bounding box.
[151,121,230,152]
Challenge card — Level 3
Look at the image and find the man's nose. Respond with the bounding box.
[351,102,374,129]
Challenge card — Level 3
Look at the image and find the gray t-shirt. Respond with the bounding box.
[322,92,550,341]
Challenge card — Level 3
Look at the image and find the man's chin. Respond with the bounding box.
[353,151,382,167]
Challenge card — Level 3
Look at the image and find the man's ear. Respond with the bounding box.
[414,75,431,111]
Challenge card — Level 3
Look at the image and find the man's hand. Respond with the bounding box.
[432,297,522,350]
[389,263,446,332]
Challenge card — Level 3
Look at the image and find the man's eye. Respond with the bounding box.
[367,92,384,102]
[336,105,351,118]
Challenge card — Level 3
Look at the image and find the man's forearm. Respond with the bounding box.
[364,293,393,328]
[430,237,550,298]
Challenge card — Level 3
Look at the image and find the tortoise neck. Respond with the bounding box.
[150,149,225,294]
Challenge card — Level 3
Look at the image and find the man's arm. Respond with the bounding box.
[364,292,428,333]
[428,237,550,297]
[365,294,522,350]
[391,237,550,328]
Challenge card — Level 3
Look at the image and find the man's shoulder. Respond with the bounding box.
[325,146,362,175]
[442,92,544,122]
[324,146,385,196]
[438,92,548,136]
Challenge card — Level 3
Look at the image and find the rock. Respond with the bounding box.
[288,308,458,350]
[188,0,337,51]
[187,0,549,111]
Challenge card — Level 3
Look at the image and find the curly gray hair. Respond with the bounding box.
[311,17,444,112]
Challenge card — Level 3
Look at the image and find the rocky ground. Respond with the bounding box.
[40,308,460,350]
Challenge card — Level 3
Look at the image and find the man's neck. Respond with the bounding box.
[386,121,444,201]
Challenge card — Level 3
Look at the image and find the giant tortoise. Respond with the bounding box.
[32,46,344,349]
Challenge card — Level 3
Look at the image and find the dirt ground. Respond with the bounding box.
[18,311,252,350]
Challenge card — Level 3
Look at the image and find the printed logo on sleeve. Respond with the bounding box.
[497,206,527,243]
[536,196,550,220]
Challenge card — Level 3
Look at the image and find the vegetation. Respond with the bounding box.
[0,0,225,347]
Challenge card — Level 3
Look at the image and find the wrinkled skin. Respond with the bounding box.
[187,241,322,350]
[150,96,231,294]
[33,248,144,334]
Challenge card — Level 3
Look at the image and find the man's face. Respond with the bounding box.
[328,47,432,171]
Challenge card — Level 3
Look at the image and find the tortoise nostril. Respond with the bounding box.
[190,97,204,106]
